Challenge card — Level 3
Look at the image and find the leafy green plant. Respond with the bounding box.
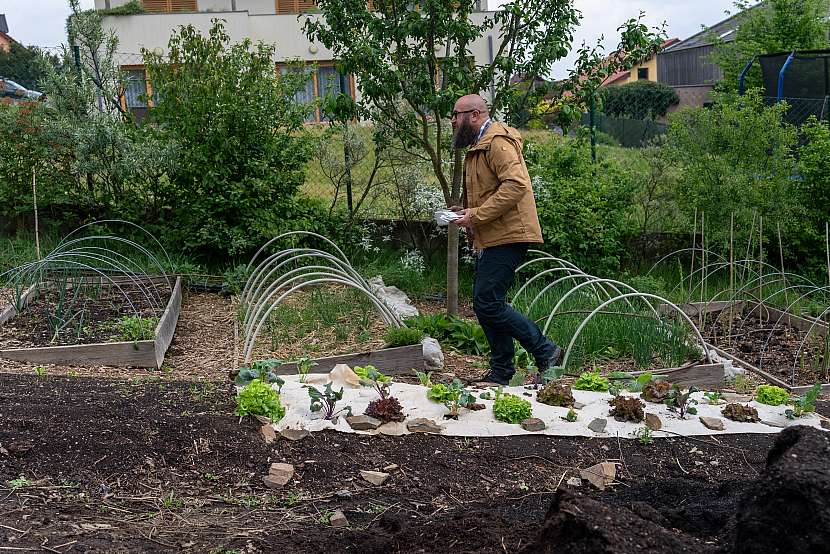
[384,326,425,347]
[787,383,822,419]
[307,382,351,420]
[755,384,790,406]
[633,427,653,445]
[730,374,752,394]
[562,408,578,422]
[704,391,723,405]
[34,365,46,378]
[666,385,698,419]
[493,394,532,424]
[114,315,158,342]
[8,476,30,490]
[235,379,285,422]
[354,365,392,399]
[573,371,609,392]
[415,371,433,387]
[235,359,284,391]
[427,379,474,419]
[293,355,317,383]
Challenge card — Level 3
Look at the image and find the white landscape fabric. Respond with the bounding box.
[270,371,826,439]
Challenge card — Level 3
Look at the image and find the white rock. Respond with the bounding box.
[579,462,616,490]
[360,470,390,486]
[329,364,362,389]
[566,476,582,487]
[422,337,445,369]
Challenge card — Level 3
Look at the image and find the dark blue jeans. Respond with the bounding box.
[473,242,558,381]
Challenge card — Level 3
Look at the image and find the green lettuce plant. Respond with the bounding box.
[573,371,609,392]
[755,384,789,406]
[493,394,532,424]
[235,379,285,422]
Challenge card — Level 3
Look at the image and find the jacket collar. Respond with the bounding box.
[467,121,512,152]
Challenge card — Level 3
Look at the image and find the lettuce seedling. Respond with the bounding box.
[573,371,609,392]
[235,359,284,391]
[428,379,473,419]
[293,355,317,383]
[666,384,698,419]
[493,393,532,424]
[355,364,392,399]
[704,391,723,405]
[786,383,821,419]
[307,382,351,420]
[755,384,789,406]
[416,371,433,387]
[561,408,578,422]
[235,379,285,422]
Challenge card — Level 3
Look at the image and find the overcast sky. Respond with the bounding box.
[4,0,738,76]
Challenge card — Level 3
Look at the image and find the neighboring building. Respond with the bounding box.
[95,0,498,121]
[657,11,744,107]
[601,38,679,87]
[0,14,17,52]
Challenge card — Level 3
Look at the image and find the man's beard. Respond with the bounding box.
[453,119,479,149]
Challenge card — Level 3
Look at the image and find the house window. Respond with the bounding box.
[279,63,355,123]
[275,0,317,14]
[141,0,198,12]
[637,67,649,80]
[123,69,150,108]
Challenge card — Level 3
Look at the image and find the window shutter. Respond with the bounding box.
[142,0,197,12]
[276,0,295,14]
[169,0,197,11]
[141,0,169,12]
[296,0,316,12]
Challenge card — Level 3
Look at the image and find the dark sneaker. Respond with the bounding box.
[467,371,510,387]
[535,347,565,384]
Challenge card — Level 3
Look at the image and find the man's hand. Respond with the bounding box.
[452,208,474,230]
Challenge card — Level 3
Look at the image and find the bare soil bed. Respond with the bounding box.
[0,372,790,553]
[0,283,171,348]
[703,311,828,386]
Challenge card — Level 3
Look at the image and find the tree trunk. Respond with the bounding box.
[446,223,459,315]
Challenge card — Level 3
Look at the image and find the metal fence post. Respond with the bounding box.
[589,94,597,163]
[343,123,353,216]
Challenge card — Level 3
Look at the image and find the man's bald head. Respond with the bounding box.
[454,94,490,117]
[452,94,490,149]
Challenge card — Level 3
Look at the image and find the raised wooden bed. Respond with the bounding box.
[631,362,726,389]
[0,277,182,369]
[273,344,427,376]
[669,300,830,392]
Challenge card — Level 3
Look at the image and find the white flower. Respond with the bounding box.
[400,249,426,275]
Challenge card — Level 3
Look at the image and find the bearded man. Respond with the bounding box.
[450,94,563,385]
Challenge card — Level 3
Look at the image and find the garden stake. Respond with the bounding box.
[826,221,829,288]
[33,168,41,260]
[759,217,764,321]
[777,221,788,311]
[729,213,734,347]
[690,207,697,303]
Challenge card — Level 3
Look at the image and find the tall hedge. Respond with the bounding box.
[601,81,680,120]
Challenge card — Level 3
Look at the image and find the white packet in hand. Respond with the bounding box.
[434,209,461,226]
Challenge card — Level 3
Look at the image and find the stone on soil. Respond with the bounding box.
[821,420,830,430]
[699,416,725,431]
[360,470,390,486]
[383,463,399,472]
[265,463,294,488]
[330,364,361,388]
[587,418,607,434]
[378,421,407,436]
[330,509,349,528]
[281,428,311,441]
[573,402,586,410]
[521,418,546,432]
[260,424,276,444]
[566,476,582,487]
[407,418,443,434]
[645,413,662,431]
[346,415,382,431]
[580,462,616,491]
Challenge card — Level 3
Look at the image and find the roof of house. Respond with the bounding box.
[0,15,8,35]
[663,8,751,52]
[600,38,680,86]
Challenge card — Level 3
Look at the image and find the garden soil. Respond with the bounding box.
[2,373,830,553]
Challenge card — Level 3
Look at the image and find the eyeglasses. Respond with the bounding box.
[451,109,478,119]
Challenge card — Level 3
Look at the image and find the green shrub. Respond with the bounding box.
[493,394,532,424]
[755,384,790,406]
[600,81,679,120]
[235,379,285,421]
[384,326,425,347]
[573,371,610,392]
